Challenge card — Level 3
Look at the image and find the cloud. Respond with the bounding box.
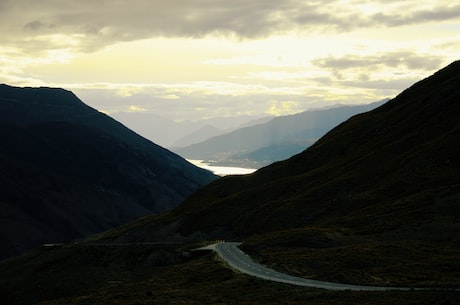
[339,78,420,91]
[23,20,56,31]
[159,94,180,100]
[128,105,147,112]
[371,3,460,27]
[1,0,457,123]
[313,51,444,72]
[1,0,458,54]
[70,81,339,121]
[267,100,302,116]
[434,37,460,52]
[310,51,447,94]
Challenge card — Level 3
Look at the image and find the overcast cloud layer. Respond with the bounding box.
[0,0,459,121]
[2,0,460,51]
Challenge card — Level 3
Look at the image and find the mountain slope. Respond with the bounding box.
[172,124,224,148]
[174,101,385,167]
[95,61,460,287]
[168,61,460,238]
[112,112,272,148]
[0,84,217,259]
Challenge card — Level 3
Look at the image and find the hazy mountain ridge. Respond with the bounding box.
[171,124,224,148]
[174,100,387,167]
[112,111,273,148]
[0,84,217,259]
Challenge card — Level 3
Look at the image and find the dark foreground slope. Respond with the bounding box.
[168,60,460,238]
[0,85,216,259]
[2,243,458,305]
[96,61,460,286]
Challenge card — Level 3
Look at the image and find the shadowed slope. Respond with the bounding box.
[0,85,217,259]
[0,63,459,305]
[88,61,460,287]
[168,60,460,239]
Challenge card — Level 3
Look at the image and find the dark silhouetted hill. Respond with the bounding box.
[0,84,217,259]
[93,61,460,287]
[1,63,459,305]
[165,61,460,238]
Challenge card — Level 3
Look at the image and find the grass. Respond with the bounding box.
[1,242,458,305]
[241,227,460,288]
[3,246,454,305]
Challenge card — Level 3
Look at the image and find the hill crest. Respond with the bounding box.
[0,84,217,259]
[95,62,460,275]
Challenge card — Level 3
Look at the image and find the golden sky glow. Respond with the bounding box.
[0,0,459,120]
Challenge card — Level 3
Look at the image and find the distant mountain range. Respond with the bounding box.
[112,112,272,148]
[172,124,224,148]
[173,101,387,168]
[93,61,460,287]
[0,84,217,259]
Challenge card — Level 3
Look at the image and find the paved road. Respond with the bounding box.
[208,242,414,291]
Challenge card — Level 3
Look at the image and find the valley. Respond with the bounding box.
[1,1,459,304]
[1,62,459,304]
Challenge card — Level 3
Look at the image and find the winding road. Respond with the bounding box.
[206,242,416,291]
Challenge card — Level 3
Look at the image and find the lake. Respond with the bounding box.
[188,159,257,176]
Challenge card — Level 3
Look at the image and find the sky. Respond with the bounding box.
[1,0,459,121]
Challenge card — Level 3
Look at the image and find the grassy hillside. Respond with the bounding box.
[93,61,460,287]
[1,244,457,305]
[1,62,459,304]
[169,61,460,238]
[0,85,217,259]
